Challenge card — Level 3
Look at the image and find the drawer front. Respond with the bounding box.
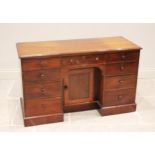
[104,75,137,90]
[103,89,136,107]
[22,57,61,71]
[24,98,63,117]
[23,69,61,83]
[62,54,105,66]
[105,62,138,76]
[24,82,61,100]
[105,51,139,63]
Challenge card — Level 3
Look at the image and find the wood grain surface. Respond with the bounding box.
[17,36,141,58]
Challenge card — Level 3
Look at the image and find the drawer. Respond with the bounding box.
[103,89,136,107]
[24,98,63,117]
[22,57,61,71]
[104,75,137,90]
[105,51,139,63]
[62,54,105,66]
[105,62,138,76]
[24,82,61,100]
[23,69,61,83]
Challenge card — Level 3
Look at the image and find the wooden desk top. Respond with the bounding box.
[17,36,141,58]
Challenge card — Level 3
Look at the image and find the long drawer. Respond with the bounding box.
[105,62,138,76]
[24,82,61,100]
[22,69,61,83]
[24,98,63,117]
[104,75,137,90]
[103,89,136,107]
[105,51,139,63]
[22,57,61,71]
[62,54,105,66]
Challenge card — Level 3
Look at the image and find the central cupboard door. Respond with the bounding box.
[64,68,94,105]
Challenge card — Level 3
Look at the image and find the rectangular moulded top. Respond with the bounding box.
[16,36,142,58]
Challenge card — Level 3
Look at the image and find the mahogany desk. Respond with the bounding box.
[16,36,142,126]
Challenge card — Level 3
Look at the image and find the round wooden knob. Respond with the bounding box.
[64,85,68,89]
[40,73,45,77]
[120,65,125,70]
[119,80,124,83]
[40,61,47,66]
[121,54,126,59]
[41,88,45,94]
[96,57,99,61]
[118,95,123,100]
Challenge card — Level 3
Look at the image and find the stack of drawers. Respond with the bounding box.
[21,57,64,126]
[99,50,140,115]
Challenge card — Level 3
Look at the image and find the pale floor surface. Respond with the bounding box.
[0,78,155,132]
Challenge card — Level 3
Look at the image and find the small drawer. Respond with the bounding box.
[105,51,139,63]
[61,56,80,66]
[104,75,137,90]
[105,62,138,76]
[22,69,61,83]
[62,54,105,66]
[22,57,61,71]
[24,82,61,100]
[24,98,63,117]
[84,54,105,64]
[103,89,136,107]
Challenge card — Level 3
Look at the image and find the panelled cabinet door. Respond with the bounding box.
[64,68,94,105]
